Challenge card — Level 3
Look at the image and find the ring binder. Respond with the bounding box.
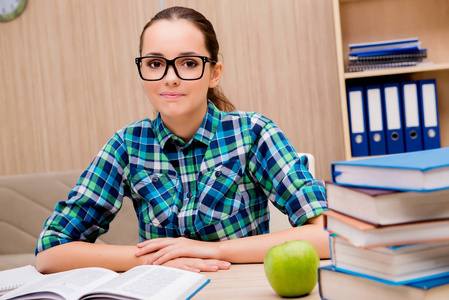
[419,79,441,150]
[347,86,369,157]
[383,83,405,154]
[366,85,387,155]
[401,81,423,152]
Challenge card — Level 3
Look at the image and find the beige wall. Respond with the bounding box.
[0,0,345,180]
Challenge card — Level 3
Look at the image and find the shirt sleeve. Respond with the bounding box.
[35,133,129,254]
[247,115,327,227]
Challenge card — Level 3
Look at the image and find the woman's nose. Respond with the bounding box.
[163,65,180,85]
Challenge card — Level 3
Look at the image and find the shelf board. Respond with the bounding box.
[344,63,449,79]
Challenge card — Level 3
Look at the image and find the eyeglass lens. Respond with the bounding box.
[139,56,205,80]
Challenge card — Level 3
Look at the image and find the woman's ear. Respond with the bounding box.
[209,62,223,88]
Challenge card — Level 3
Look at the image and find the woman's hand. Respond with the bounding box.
[160,257,231,273]
[135,237,221,266]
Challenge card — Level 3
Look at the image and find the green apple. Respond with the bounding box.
[264,240,320,297]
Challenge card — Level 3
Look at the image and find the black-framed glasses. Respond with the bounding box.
[135,55,216,81]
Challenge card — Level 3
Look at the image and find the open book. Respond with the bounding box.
[0,265,44,296]
[0,265,209,300]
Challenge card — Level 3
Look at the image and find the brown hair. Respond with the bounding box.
[139,6,235,112]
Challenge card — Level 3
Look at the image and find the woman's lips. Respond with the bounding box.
[161,92,184,99]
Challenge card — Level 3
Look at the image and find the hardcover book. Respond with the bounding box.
[330,236,449,284]
[319,265,449,300]
[332,147,449,192]
[326,183,449,225]
[324,210,449,248]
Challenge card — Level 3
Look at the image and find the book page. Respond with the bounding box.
[1,267,118,300]
[80,265,208,300]
[0,265,43,296]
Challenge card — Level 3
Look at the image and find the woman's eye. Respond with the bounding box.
[182,60,199,68]
[147,60,164,69]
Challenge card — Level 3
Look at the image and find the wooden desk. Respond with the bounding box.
[195,260,331,299]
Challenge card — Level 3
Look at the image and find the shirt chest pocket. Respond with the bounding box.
[197,159,245,225]
[131,171,180,228]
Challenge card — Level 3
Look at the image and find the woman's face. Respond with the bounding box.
[140,19,222,122]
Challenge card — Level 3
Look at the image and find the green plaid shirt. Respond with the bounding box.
[36,101,326,253]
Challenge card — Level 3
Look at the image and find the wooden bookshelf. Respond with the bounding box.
[333,0,449,160]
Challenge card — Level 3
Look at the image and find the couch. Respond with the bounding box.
[0,170,139,271]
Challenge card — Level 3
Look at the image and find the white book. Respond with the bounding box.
[0,265,43,296]
[0,265,209,300]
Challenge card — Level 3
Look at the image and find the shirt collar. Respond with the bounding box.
[152,100,223,149]
[152,114,176,149]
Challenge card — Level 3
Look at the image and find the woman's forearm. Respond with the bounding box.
[137,215,330,266]
[35,242,146,274]
[217,221,330,263]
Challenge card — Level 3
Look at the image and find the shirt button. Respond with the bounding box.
[215,171,222,177]
[184,229,191,237]
[183,149,189,156]
[151,177,159,183]
[187,192,193,198]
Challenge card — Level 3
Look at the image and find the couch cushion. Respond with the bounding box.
[0,254,35,271]
[0,170,139,257]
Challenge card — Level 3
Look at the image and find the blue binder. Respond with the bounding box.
[348,47,424,58]
[382,83,405,154]
[365,85,387,155]
[349,37,420,52]
[401,81,423,152]
[347,86,369,157]
[419,79,441,150]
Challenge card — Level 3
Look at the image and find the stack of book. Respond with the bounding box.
[347,37,429,72]
[319,147,449,300]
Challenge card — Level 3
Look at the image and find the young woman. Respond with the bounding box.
[35,6,329,274]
